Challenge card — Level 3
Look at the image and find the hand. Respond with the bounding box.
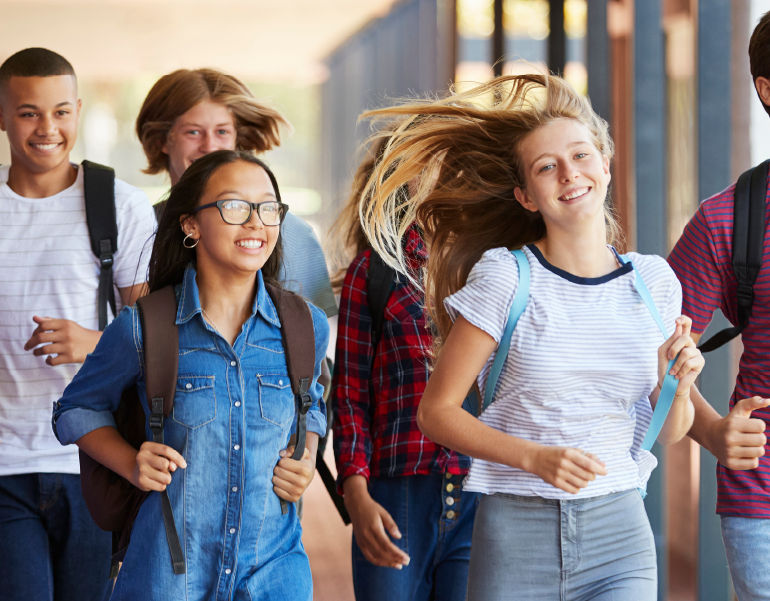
[132,441,187,492]
[525,445,607,494]
[658,316,705,398]
[343,484,410,569]
[272,446,315,503]
[707,396,769,470]
[24,316,101,365]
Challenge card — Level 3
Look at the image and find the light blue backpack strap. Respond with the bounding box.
[481,249,530,413]
[619,254,679,455]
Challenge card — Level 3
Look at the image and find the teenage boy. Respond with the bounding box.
[0,48,156,600]
[669,11,770,600]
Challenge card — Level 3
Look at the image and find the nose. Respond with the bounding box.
[559,160,579,183]
[36,113,56,136]
[244,205,264,229]
[199,131,218,153]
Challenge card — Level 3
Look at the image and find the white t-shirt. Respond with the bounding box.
[444,245,681,499]
[0,164,156,476]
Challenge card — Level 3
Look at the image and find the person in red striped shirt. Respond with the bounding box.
[668,11,770,601]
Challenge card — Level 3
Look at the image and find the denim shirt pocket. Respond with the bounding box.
[172,375,217,429]
[254,373,295,429]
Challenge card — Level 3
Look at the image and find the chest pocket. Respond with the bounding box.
[254,374,295,429]
[172,375,216,429]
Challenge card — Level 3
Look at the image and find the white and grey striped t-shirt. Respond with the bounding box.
[445,244,681,499]
[0,165,156,476]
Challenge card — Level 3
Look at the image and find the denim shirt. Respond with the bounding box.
[53,265,328,601]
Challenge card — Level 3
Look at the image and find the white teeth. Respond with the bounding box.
[32,143,59,151]
[561,187,589,201]
[236,239,263,249]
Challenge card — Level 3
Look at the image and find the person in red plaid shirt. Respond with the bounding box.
[331,137,479,601]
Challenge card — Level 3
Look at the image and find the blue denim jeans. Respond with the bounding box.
[0,473,112,601]
[722,515,770,600]
[352,473,479,601]
[467,489,657,601]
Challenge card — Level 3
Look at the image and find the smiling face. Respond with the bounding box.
[162,99,237,185]
[513,117,611,233]
[0,74,80,183]
[181,159,280,280]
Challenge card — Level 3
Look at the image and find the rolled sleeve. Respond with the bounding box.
[52,306,142,445]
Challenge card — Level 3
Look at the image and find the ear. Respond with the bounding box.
[0,105,5,132]
[514,186,538,214]
[602,153,611,183]
[76,98,82,118]
[179,214,198,238]
[756,77,770,108]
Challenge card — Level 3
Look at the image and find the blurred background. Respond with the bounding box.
[1,1,766,599]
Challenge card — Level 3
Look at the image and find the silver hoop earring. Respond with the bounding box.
[183,233,199,249]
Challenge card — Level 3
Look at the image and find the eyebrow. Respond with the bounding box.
[177,120,233,129]
[529,140,593,167]
[216,190,277,199]
[16,101,74,111]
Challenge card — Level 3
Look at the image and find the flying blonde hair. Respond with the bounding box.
[359,73,620,346]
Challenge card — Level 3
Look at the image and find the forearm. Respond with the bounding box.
[76,426,139,483]
[648,381,695,445]
[417,399,539,474]
[687,384,723,453]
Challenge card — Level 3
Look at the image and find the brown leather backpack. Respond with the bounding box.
[78,283,316,577]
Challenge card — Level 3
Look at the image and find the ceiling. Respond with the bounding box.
[0,0,400,83]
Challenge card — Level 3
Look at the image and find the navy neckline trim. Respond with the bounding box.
[526,244,633,285]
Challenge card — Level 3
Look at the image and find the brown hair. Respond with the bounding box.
[136,68,288,175]
[359,73,618,345]
[327,131,393,290]
[750,11,770,116]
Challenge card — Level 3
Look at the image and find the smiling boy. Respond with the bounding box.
[0,48,156,600]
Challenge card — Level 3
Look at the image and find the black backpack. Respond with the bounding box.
[697,160,770,352]
[79,283,318,576]
[82,160,118,332]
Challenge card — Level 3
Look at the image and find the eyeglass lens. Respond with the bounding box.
[219,200,282,226]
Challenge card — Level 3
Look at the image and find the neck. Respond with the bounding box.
[195,263,257,325]
[7,161,77,198]
[535,223,617,278]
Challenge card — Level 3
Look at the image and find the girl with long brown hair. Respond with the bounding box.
[359,73,703,600]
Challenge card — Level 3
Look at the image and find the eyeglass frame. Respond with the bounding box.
[190,199,289,226]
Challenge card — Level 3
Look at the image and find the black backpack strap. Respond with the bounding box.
[265,283,316,515]
[136,286,185,575]
[366,251,397,355]
[699,159,770,353]
[82,160,118,331]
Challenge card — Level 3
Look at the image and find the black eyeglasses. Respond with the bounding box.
[191,199,288,226]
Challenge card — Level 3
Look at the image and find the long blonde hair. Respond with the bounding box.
[359,73,619,345]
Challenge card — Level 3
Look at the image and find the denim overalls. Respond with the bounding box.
[53,265,328,601]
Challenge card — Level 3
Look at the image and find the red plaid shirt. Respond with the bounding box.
[332,228,469,485]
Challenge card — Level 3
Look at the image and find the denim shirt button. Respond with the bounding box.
[232,486,238,492]
[278,379,283,386]
[230,360,236,367]
[229,527,236,534]
[233,444,240,451]
[185,383,192,390]
[234,401,241,407]
[225,568,232,575]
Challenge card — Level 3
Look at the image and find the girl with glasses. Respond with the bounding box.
[358,74,703,600]
[53,150,329,601]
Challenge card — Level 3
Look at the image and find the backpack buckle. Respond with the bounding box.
[736,282,755,308]
[298,377,312,414]
[149,397,164,431]
[99,239,114,268]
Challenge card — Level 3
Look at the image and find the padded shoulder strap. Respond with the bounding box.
[699,159,770,352]
[82,160,118,330]
[481,249,530,414]
[367,250,397,349]
[136,286,178,417]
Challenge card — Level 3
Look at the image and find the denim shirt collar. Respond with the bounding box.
[175,263,282,329]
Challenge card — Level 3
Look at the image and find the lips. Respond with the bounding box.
[235,239,264,249]
[559,186,590,202]
[29,142,62,152]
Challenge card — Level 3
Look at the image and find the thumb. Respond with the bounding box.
[379,507,402,539]
[732,396,770,419]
